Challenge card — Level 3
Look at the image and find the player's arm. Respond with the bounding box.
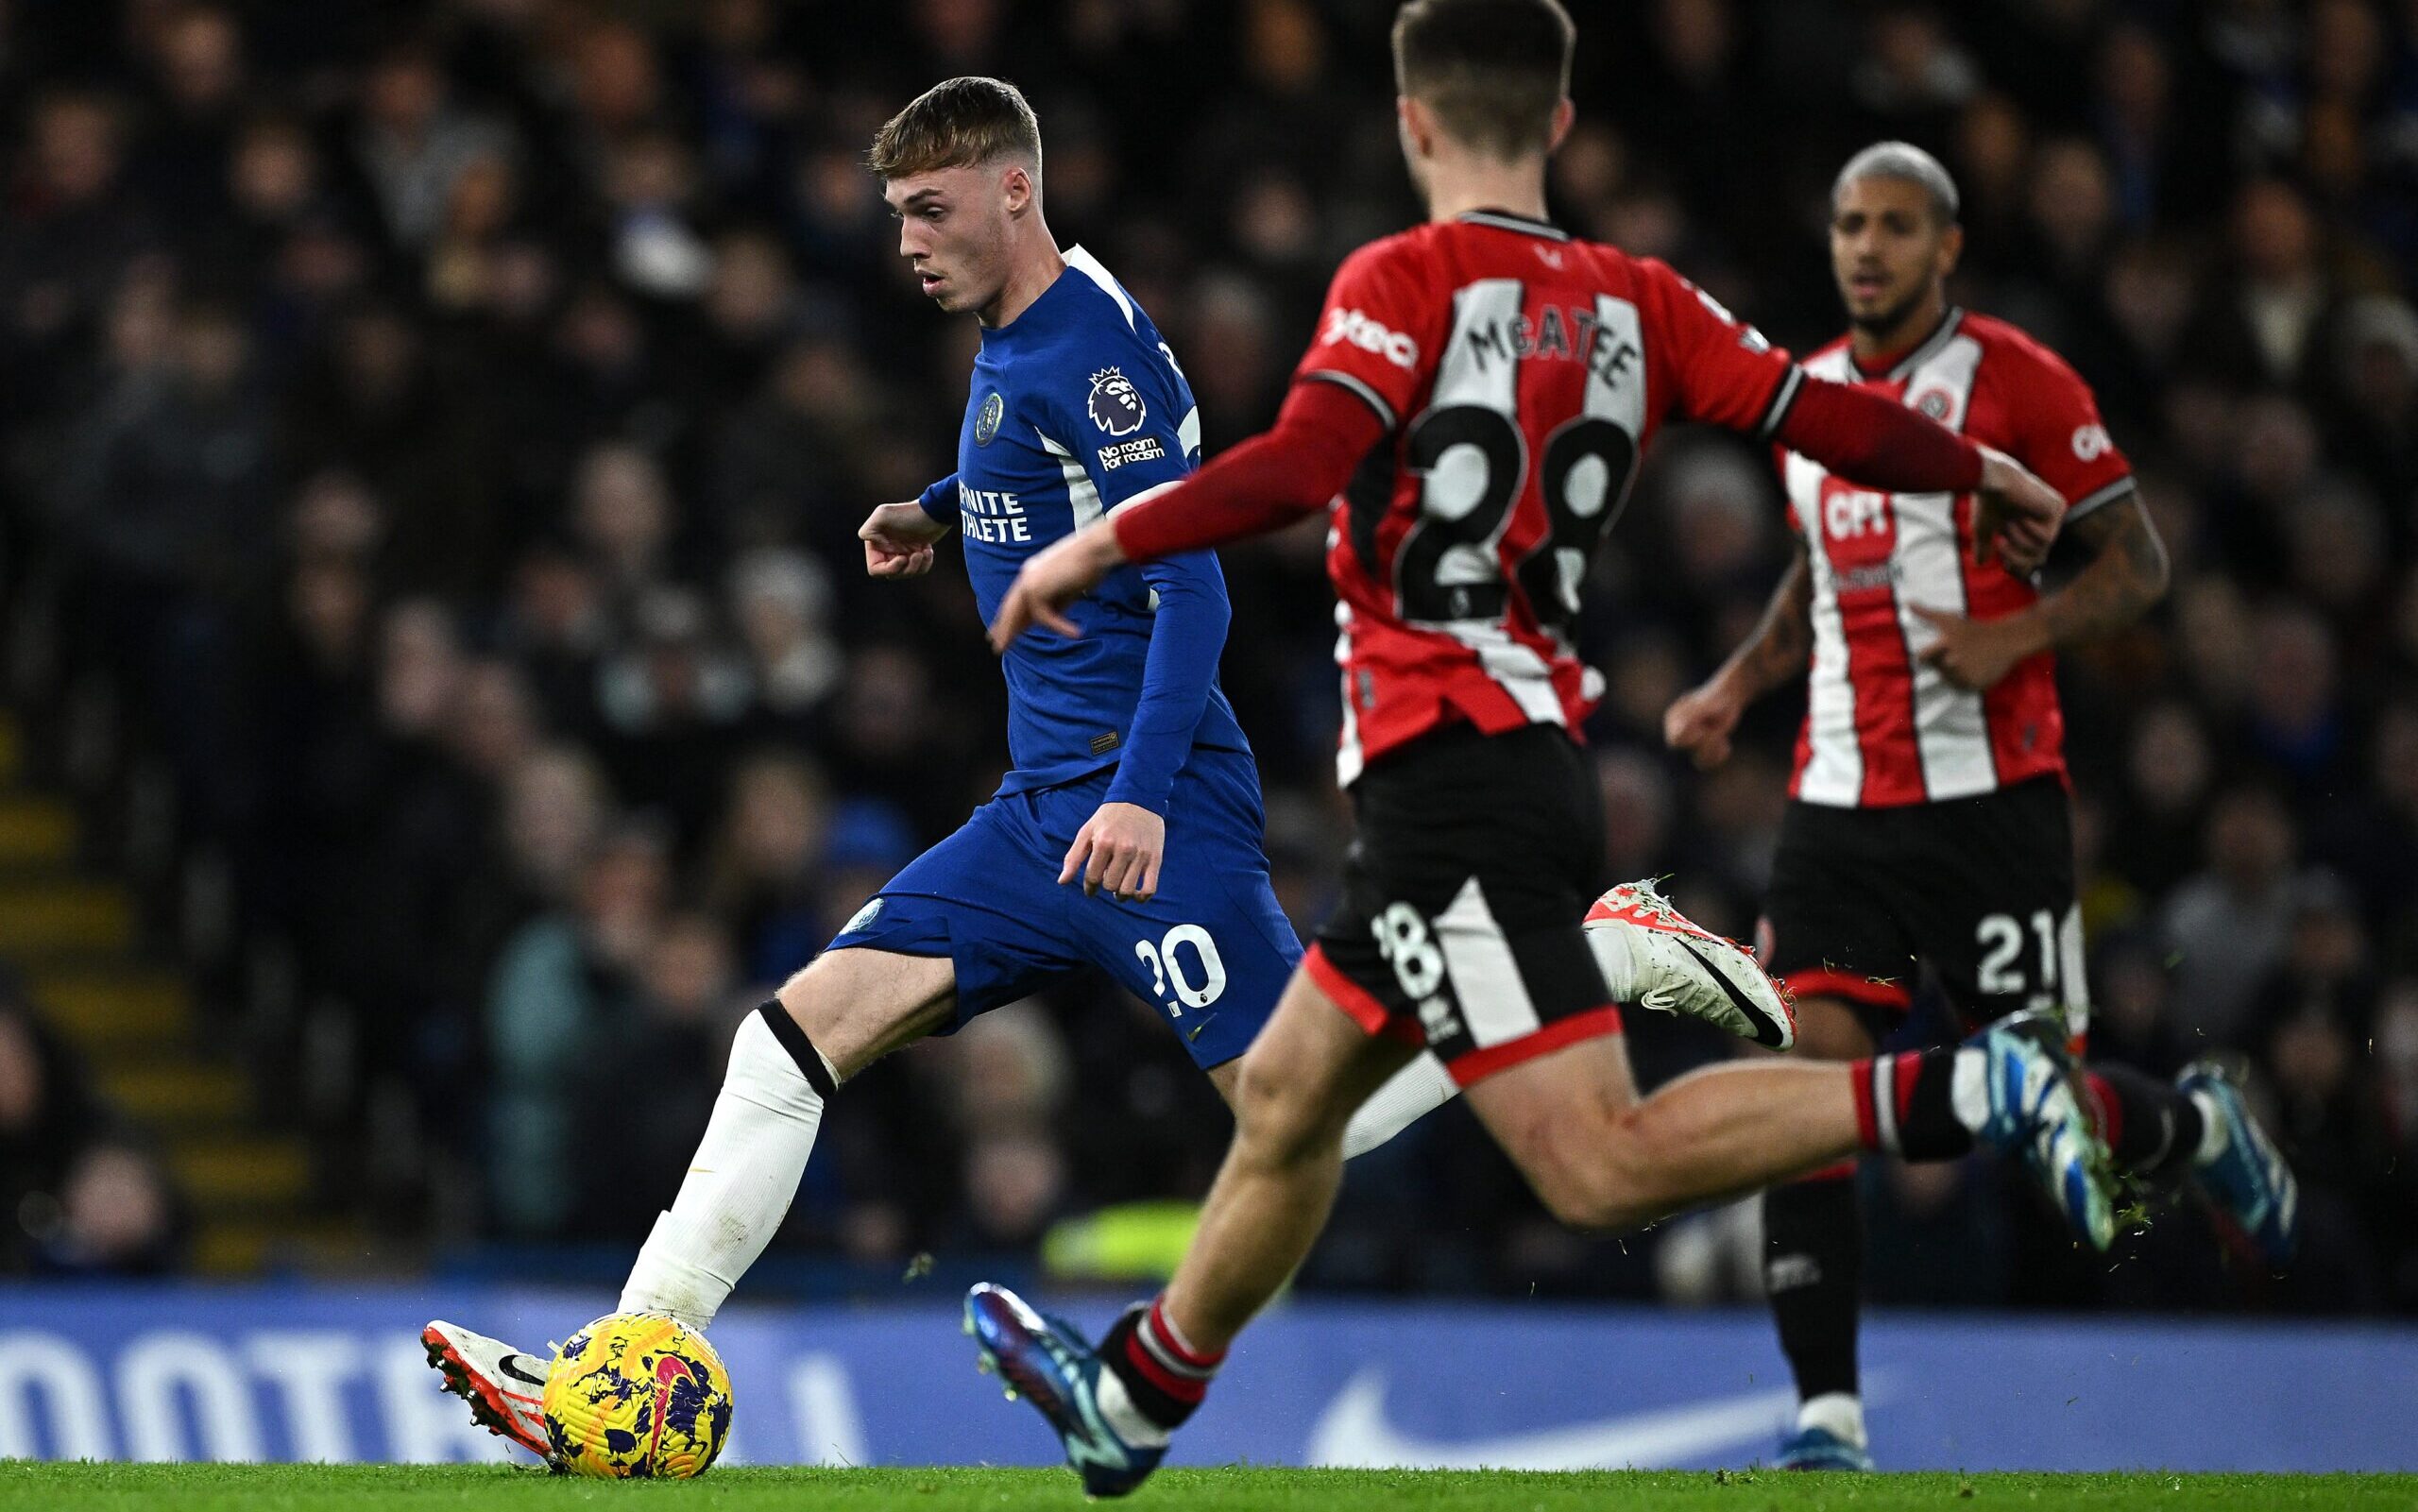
[1914,346,2166,691]
[989,242,1423,649]
[1048,368,1236,903]
[2030,491,2170,643]
[1914,490,2168,692]
[987,376,1384,648]
[860,473,957,579]
[1064,542,1231,903]
[1647,263,2062,571]
[1665,543,1812,769]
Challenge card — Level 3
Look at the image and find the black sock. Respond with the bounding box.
[1851,1048,1974,1161]
[1098,1296,1222,1433]
[1763,1165,1863,1403]
[2086,1065,2205,1179]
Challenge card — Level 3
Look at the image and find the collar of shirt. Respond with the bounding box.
[979,253,1086,352]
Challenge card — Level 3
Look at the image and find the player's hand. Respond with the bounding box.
[1911,603,2044,691]
[988,522,1126,652]
[860,502,948,579]
[1663,674,1747,770]
[1062,801,1165,902]
[1972,447,2061,575]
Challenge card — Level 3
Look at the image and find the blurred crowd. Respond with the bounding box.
[0,0,2414,1311]
[0,974,186,1275]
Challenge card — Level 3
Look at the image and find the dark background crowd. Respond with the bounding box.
[0,0,2414,1314]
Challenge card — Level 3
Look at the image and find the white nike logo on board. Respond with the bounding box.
[1305,1368,1892,1470]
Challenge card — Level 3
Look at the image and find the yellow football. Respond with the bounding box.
[541,1312,734,1478]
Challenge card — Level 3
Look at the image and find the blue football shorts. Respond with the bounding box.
[826,748,1301,1069]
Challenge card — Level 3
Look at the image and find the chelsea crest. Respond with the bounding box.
[975,390,1004,446]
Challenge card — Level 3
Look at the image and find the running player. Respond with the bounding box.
[1660,142,2300,1471]
[417,75,1467,1457]
[967,2,2116,1496]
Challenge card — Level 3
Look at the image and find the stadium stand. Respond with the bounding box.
[0,0,2411,1316]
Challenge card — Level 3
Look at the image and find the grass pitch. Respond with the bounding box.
[3,1464,2412,1511]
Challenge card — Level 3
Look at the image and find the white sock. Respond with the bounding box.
[619,1009,833,1331]
[1093,1366,1172,1449]
[2188,1088,2229,1165]
[1342,1052,1459,1158]
[1797,1390,1866,1448]
[1949,1046,1991,1134]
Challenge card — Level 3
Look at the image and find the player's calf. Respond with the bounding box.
[1851,1011,2116,1249]
[1480,1008,2113,1246]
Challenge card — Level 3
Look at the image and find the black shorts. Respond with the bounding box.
[1759,774,2086,1039]
[1306,722,1620,1086]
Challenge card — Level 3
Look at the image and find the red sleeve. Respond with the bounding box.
[1992,335,2134,519]
[1291,236,1439,433]
[1640,258,1803,436]
[1110,378,1388,562]
[1776,379,1984,494]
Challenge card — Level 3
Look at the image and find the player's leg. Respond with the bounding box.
[1209,1020,1456,1153]
[969,731,2105,1497]
[1075,747,1456,1155]
[964,962,1417,1496]
[1340,1051,1459,1156]
[614,943,956,1329]
[1923,777,2297,1261]
[1159,966,1421,1348]
[1443,770,2111,1239]
[1748,800,1920,1470]
[969,727,1555,1493]
[427,943,955,1454]
[1464,1000,2109,1239]
[430,806,1072,1456]
[1756,996,1882,1470]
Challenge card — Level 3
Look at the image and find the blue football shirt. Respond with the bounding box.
[916,246,1252,810]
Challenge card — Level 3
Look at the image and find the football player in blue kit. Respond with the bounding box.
[417,76,1469,1453]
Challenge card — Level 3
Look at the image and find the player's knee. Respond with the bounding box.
[1526,1109,1669,1232]
[1789,995,1881,1062]
[772,951,952,1077]
[1230,1045,1337,1168]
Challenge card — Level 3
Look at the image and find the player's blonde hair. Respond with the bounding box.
[1391,0,1575,161]
[866,76,1043,183]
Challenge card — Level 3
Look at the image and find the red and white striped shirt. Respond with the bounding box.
[1296,212,1805,785]
[1782,309,2133,807]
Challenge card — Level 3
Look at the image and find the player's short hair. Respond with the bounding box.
[1391,0,1575,161]
[867,76,1042,183]
[1833,141,1961,227]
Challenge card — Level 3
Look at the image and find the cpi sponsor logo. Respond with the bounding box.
[1320,308,1419,369]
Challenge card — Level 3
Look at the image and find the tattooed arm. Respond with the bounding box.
[1664,544,1813,769]
[2030,491,2171,644]
[1914,490,2170,692]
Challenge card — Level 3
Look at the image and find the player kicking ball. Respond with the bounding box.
[968,0,2120,1496]
[1662,142,2299,1471]
[417,74,1777,1459]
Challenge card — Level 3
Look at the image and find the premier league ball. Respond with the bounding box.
[541,1313,734,1478]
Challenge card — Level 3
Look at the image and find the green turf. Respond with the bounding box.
[3,1464,2412,1511]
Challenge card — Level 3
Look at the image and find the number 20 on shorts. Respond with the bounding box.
[1134,925,1227,1017]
